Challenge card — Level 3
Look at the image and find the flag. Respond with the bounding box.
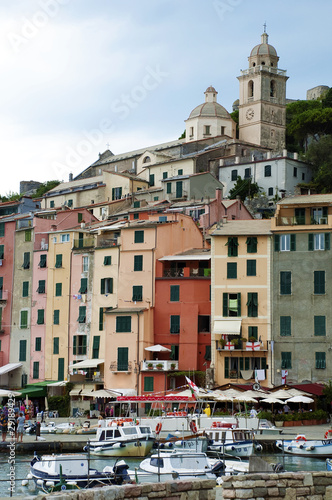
[281,370,288,385]
[185,376,199,395]
[255,370,259,384]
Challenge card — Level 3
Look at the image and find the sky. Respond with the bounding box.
[0,0,331,195]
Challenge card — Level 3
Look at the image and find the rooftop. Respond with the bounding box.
[211,219,272,236]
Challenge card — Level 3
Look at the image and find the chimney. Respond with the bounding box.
[69,173,73,181]
[235,157,240,164]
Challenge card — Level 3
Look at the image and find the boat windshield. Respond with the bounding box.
[150,457,164,467]
[139,426,151,434]
[170,455,208,469]
[122,427,138,435]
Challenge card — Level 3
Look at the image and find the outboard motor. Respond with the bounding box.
[113,460,131,484]
[211,460,226,477]
[273,463,284,473]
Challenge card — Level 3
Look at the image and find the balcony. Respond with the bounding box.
[109,361,133,373]
[142,360,178,371]
[73,237,95,249]
[96,236,119,248]
[163,267,211,278]
[0,290,9,302]
[92,372,104,382]
[216,340,268,351]
[278,216,328,227]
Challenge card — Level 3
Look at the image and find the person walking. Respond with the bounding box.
[0,411,8,442]
[17,413,25,443]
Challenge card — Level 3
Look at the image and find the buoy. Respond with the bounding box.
[21,480,29,486]
[155,422,162,435]
[45,481,55,487]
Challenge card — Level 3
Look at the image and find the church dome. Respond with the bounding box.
[188,102,231,120]
[249,32,279,66]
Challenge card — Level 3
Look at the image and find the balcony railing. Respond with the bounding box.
[216,340,267,351]
[163,268,211,278]
[109,361,133,373]
[73,237,95,249]
[96,236,119,248]
[0,290,9,301]
[278,216,328,226]
[142,360,178,371]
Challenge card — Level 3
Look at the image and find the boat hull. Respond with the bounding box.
[276,438,332,457]
[88,438,154,457]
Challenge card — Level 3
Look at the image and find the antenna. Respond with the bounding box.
[263,21,267,33]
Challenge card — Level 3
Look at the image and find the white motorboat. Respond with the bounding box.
[54,422,77,434]
[205,421,258,457]
[276,433,332,457]
[29,453,131,492]
[86,419,154,457]
[156,432,209,453]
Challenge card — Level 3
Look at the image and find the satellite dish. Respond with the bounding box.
[252,383,261,391]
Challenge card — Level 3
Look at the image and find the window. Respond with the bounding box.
[247,260,256,276]
[314,271,325,294]
[204,345,211,361]
[133,201,140,208]
[171,345,179,360]
[280,316,291,336]
[60,234,70,243]
[99,308,104,331]
[55,254,62,268]
[116,316,131,332]
[33,361,39,379]
[308,232,330,252]
[92,336,100,358]
[227,262,237,279]
[79,278,87,293]
[246,236,257,253]
[221,126,225,135]
[134,255,143,271]
[78,306,86,323]
[50,200,54,208]
[247,292,258,317]
[103,256,112,266]
[223,293,241,317]
[314,316,326,336]
[268,187,274,196]
[73,335,87,355]
[163,172,168,179]
[190,126,194,136]
[281,352,292,369]
[198,315,210,333]
[248,326,258,340]
[53,310,60,325]
[117,347,128,371]
[293,167,297,177]
[231,170,238,181]
[37,309,44,325]
[149,174,155,187]
[132,285,142,301]
[226,237,238,257]
[101,277,113,294]
[22,281,29,297]
[133,213,139,220]
[294,208,305,225]
[25,229,32,242]
[280,271,291,295]
[112,187,122,200]
[53,337,59,354]
[178,169,183,175]
[270,80,276,97]
[23,252,30,269]
[0,245,4,259]
[312,207,328,224]
[170,285,179,302]
[37,280,45,293]
[170,315,180,334]
[167,183,172,194]
[275,234,296,252]
[19,339,27,361]
[67,199,73,207]
[176,181,183,198]
[58,358,64,381]
[78,212,83,223]
[244,168,251,179]
[39,254,47,268]
[0,223,4,237]
[83,256,89,272]
[144,376,154,392]
[248,80,254,97]
[34,338,41,353]
[264,165,272,177]
[134,230,144,243]
[302,173,305,181]
[315,352,326,369]
[20,311,28,329]
[204,125,211,135]
[55,283,62,296]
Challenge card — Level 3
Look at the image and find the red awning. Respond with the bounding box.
[117,395,190,402]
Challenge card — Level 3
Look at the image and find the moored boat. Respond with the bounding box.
[276,433,332,457]
[205,421,258,457]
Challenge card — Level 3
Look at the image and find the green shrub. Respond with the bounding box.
[48,395,70,417]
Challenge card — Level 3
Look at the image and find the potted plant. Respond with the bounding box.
[231,338,239,347]
[147,362,153,370]
[156,363,163,370]
[219,338,226,349]
[170,363,176,370]
[229,369,237,379]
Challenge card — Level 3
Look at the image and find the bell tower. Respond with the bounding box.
[237,28,288,150]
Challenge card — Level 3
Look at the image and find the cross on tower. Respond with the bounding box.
[263,22,267,33]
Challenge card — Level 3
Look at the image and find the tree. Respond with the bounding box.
[0,192,20,202]
[304,135,332,193]
[178,130,186,139]
[230,110,239,138]
[31,180,60,198]
[228,176,261,201]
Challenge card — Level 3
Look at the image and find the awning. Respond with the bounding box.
[80,389,95,397]
[19,386,47,398]
[213,320,242,335]
[69,389,82,396]
[92,389,119,398]
[69,359,104,369]
[159,255,210,261]
[0,363,23,375]
[145,344,171,352]
[47,381,67,387]
[112,388,137,397]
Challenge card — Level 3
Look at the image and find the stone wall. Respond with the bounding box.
[38,479,218,499]
[222,471,332,499]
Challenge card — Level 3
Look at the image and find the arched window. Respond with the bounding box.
[248,80,254,98]
[270,80,276,98]
[143,156,151,164]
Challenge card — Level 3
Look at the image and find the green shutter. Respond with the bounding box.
[247,292,258,317]
[170,315,180,333]
[73,336,77,355]
[117,347,128,371]
[167,183,172,194]
[281,352,292,369]
[116,316,131,332]
[103,256,112,265]
[223,293,228,317]
[315,352,326,369]
[37,309,44,325]
[178,169,183,175]
[134,255,143,271]
[261,357,267,369]
[0,308,2,330]
[133,201,140,208]
[248,326,258,340]
[33,361,39,379]
[0,245,4,259]
[227,237,238,257]
[290,234,296,251]
[149,174,154,186]
[22,281,29,297]
[19,340,27,361]
[25,229,31,242]
[53,337,59,354]
[132,285,142,301]
[38,280,45,293]
[100,278,105,294]
[55,254,62,268]
[280,316,291,336]
[274,235,280,252]
[23,252,30,269]
[163,172,168,179]
[78,306,86,323]
[323,207,328,218]
[314,271,325,294]
[79,278,87,293]
[20,311,28,329]
[280,272,291,295]
[246,237,257,253]
[92,336,100,358]
[134,230,144,243]
[99,308,104,331]
[144,376,154,392]
[170,285,180,302]
[227,262,237,279]
[224,357,229,378]
[239,357,244,371]
[247,260,256,276]
[40,254,47,268]
[176,181,183,198]
[325,233,330,250]
[0,223,4,237]
[314,316,326,336]
[58,358,64,381]
[55,283,62,296]
[53,310,59,325]
[82,335,87,355]
[245,357,250,370]
[308,234,314,251]
[35,337,41,351]
[204,345,211,361]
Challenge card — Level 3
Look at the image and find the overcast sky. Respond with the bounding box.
[1,0,331,195]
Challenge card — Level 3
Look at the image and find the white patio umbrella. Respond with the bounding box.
[0,389,21,397]
[286,395,314,404]
[144,344,171,352]
[261,397,285,404]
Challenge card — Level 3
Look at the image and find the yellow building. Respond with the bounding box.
[210,220,272,387]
